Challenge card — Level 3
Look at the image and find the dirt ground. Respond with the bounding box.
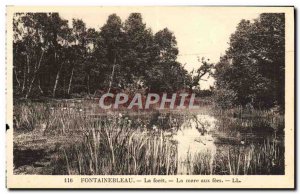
[13,130,82,174]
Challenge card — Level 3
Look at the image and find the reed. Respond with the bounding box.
[14,100,284,175]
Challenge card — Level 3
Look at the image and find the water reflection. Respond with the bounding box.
[172,113,284,175]
[173,114,217,175]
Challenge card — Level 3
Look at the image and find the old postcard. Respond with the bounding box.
[6,6,295,189]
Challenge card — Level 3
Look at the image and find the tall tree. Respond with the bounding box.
[144,28,189,92]
[13,13,52,98]
[154,28,178,63]
[13,12,193,99]
[214,13,285,109]
[123,13,155,89]
[100,14,124,93]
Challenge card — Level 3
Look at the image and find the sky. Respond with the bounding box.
[59,7,261,89]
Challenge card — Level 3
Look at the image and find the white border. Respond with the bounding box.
[1,1,298,194]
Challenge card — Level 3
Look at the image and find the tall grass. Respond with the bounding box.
[14,100,284,175]
[174,140,284,175]
[14,101,49,131]
[213,140,284,175]
[213,106,284,132]
[53,126,178,175]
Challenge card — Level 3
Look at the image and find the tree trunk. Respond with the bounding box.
[14,68,20,87]
[87,74,90,95]
[38,79,44,95]
[25,50,44,99]
[107,56,116,93]
[53,61,63,98]
[52,49,64,98]
[67,66,74,95]
[21,55,29,93]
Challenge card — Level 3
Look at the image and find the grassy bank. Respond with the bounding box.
[13,100,284,175]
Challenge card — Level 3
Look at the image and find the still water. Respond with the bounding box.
[170,113,284,175]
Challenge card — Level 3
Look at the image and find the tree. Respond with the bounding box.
[123,13,155,89]
[188,57,213,90]
[13,12,193,99]
[144,28,190,93]
[13,13,56,98]
[154,28,178,63]
[214,13,285,110]
[100,14,124,93]
[45,13,71,97]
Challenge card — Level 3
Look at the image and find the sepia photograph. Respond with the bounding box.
[6,6,295,189]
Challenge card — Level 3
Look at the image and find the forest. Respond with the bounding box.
[13,12,284,110]
[13,12,285,175]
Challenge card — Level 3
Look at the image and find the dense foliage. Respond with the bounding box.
[13,13,204,98]
[214,13,285,110]
[13,12,285,111]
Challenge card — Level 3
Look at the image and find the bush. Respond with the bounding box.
[214,88,237,109]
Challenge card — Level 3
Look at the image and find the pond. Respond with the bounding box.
[171,113,284,175]
[13,101,284,175]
